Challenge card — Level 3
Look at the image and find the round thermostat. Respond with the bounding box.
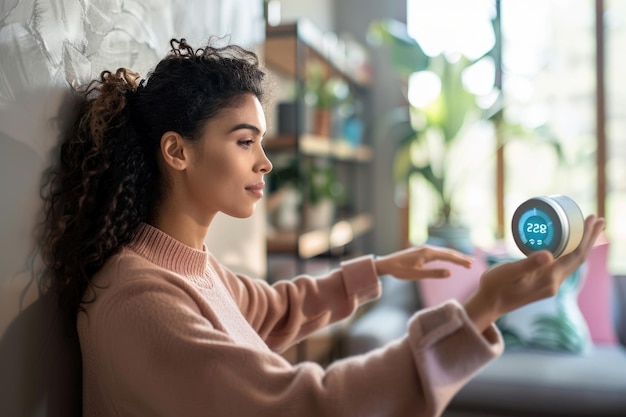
[511,195,584,258]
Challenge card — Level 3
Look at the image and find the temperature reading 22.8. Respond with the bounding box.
[517,208,555,250]
[526,223,548,234]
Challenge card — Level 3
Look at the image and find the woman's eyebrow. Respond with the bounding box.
[228,123,263,135]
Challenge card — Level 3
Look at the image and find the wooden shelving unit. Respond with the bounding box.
[263,20,375,363]
[263,18,374,265]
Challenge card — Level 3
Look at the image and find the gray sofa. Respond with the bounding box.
[346,274,626,416]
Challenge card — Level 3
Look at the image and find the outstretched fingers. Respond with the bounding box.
[376,245,474,280]
[408,246,474,279]
[412,267,454,279]
[420,246,474,268]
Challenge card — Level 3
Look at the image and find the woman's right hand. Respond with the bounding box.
[464,214,606,333]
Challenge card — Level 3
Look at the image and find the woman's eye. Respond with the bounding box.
[238,139,254,148]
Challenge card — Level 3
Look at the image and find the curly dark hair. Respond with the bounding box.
[40,38,266,319]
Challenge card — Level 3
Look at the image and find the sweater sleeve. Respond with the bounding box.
[209,254,381,352]
[91,279,503,417]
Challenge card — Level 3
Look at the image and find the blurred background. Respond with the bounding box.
[1,0,625,415]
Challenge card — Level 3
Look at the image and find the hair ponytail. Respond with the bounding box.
[41,68,158,318]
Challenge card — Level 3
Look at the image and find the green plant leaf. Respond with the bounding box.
[305,162,345,206]
[423,55,479,146]
[410,164,445,206]
[393,141,413,182]
[367,18,430,77]
[368,17,500,225]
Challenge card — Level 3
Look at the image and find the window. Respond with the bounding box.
[606,0,626,273]
[407,0,623,273]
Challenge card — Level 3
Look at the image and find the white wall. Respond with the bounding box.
[0,1,265,415]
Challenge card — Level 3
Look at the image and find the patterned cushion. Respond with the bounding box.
[493,262,592,354]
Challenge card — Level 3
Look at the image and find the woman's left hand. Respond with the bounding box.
[374,245,474,280]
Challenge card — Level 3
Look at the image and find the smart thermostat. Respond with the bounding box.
[511,195,584,258]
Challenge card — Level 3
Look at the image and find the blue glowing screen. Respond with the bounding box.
[517,208,554,250]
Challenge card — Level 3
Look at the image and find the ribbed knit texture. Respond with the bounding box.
[129,223,212,286]
[77,223,503,417]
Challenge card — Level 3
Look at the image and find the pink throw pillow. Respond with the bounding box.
[578,234,617,345]
[418,247,488,308]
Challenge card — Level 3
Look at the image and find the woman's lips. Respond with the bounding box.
[245,182,265,198]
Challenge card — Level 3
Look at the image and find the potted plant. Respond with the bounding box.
[305,61,350,138]
[369,18,564,252]
[269,158,345,231]
[368,18,498,252]
[302,160,345,230]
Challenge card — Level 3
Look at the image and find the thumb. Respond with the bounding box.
[526,250,553,266]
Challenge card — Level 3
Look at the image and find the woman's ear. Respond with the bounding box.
[160,131,188,171]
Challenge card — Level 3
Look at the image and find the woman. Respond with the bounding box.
[41,38,605,417]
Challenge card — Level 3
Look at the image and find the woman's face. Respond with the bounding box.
[184,94,272,220]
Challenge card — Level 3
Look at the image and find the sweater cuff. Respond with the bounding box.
[404,300,503,416]
[408,299,503,360]
[339,255,381,303]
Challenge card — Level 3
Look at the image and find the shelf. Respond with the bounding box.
[264,133,372,162]
[267,213,374,259]
[264,19,372,87]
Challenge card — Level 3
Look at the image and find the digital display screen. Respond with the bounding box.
[516,208,554,250]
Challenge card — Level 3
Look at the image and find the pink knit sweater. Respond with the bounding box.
[77,223,503,417]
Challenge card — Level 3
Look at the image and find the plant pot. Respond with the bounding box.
[303,199,334,230]
[314,109,332,138]
[426,223,473,254]
[274,187,301,230]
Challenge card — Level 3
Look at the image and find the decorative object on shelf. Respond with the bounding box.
[339,99,365,148]
[305,61,350,139]
[277,101,304,135]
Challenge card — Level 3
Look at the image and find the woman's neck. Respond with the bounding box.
[152,200,215,250]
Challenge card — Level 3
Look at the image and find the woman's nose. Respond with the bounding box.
[258,148,272,173]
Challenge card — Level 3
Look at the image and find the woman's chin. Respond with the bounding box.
[223,205,257,219]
